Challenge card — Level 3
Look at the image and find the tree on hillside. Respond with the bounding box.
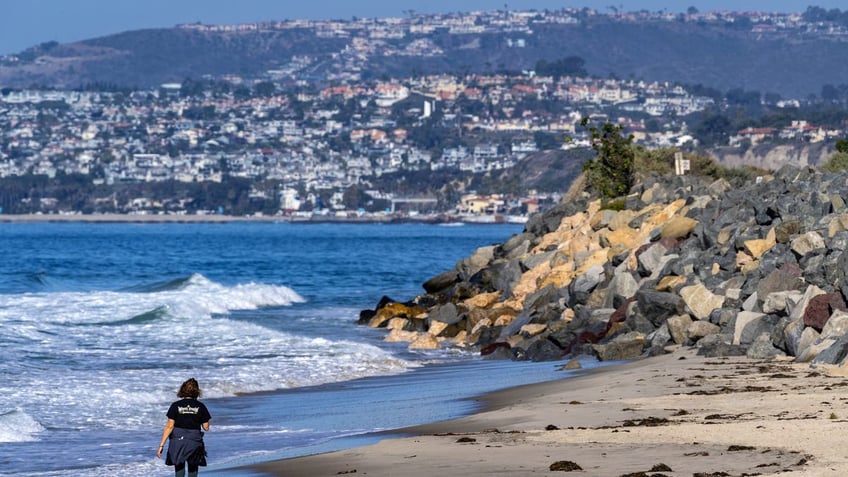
[581,119,634,199]
[534,56,587,80]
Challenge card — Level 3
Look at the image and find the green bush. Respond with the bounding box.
[822,151,848,173]
[582,120,634,199]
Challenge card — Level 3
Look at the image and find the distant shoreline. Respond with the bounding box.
[0,213,526,225]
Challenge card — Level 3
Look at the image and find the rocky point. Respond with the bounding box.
[359,166,848,368]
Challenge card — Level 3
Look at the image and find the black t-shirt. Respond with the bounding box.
[166,398,211,430]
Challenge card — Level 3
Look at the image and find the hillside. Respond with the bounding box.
[2,15,848,97]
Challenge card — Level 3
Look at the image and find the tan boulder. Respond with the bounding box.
[448,330,468,346]
[505,335,525,348]
[368,302,426,328]
[386,317,409,331]
[520,323,548,337]
[608,209,635,231]
[828,214,848,238]
[470,318,492,335]
[509,261,551,306]
[735,251,754,270]
[494,314,515,326]
[717,226,733,245]
[602,226,642,249]
[589,208,617,230]
[463,291,501,309]
[656,275,686,292]
[666,314,693,344]
[385,329,420,343]
[741,259,760,275]
[660,216,698,239]
[743,227,776,259]
[409,334,440,350]
[791,231,825,256]
[680,283,725,320]
[641,199,687,231]
[428,320,449,337]
[686,320,721,341]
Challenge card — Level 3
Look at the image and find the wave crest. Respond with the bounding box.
[0,410,45,442]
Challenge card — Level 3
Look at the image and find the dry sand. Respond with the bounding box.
[245,347,848,476]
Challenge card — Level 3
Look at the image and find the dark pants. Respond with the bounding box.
[174,461,199,477]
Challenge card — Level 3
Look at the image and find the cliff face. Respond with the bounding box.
[709,143,833,171]
[361,166,848,367]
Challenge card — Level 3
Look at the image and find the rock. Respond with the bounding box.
[743,228,776,259]
[747,332,785,359]
[524,338,565,362]
[422,269,460,294]
[592,332,646,361]
[774,218,802,244]
[635,290,682,327]
[520,323,548,337]
[428,320,450,337]
[649,322,673,348]
[791,231,826,257]
[655,275,687,292]
[740,314,782,346]
[603,271,640,309]
[549,460,582,472]
[408,334,440,350]
[661,216,698,239]
[385,329,420,343]
[502,232,534,255]
[666,314,692,345]
[733,311,766,345]
[561,358,583,370]
[782,318,806,356]
[457,246,495,280]
[821,309,848,340]
[803,293,836,331]
[756,264,804,298]
[368,302,426,328]
[636,242,668,275]
[680,283,725,320]
[797,336,835,363]
[463,291,501,309]
[696,341,747,357]
[789,285,826,322]
[686,320,721,342]
[430,303,462,325]
[762,290,802,314]
[811,335,848,365]
[828,214,848,237]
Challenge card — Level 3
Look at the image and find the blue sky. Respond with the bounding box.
[1,1,843,55]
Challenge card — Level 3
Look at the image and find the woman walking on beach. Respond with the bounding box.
[157,378,211,477]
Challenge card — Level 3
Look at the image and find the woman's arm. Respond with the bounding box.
[156,419,175,458]
[202,421,210,431]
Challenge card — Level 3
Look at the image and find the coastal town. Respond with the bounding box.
[1,6,848,219]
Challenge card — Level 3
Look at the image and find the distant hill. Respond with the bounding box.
[2,15,848,97]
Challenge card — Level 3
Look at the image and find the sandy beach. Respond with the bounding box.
[244,347,848,476]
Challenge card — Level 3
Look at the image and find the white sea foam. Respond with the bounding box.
[0,410,45,442]
[0,275,414,435]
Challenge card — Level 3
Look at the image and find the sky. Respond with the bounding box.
[1,1,845,55]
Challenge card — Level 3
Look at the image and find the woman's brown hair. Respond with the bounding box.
[177,378,202,399]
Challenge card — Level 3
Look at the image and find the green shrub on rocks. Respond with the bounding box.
[822,151,848,173]
[582,119,635,200]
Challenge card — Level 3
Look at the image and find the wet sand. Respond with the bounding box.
[245,347,848,476]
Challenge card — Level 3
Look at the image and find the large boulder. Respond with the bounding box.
[592,332,647,361]
[680,283,725,320]
[423,270,460,294]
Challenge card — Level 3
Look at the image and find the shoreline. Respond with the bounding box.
[0,213,525,225]
[240,347,848,476]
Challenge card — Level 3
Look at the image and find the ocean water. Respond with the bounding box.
[0,222,585,476]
